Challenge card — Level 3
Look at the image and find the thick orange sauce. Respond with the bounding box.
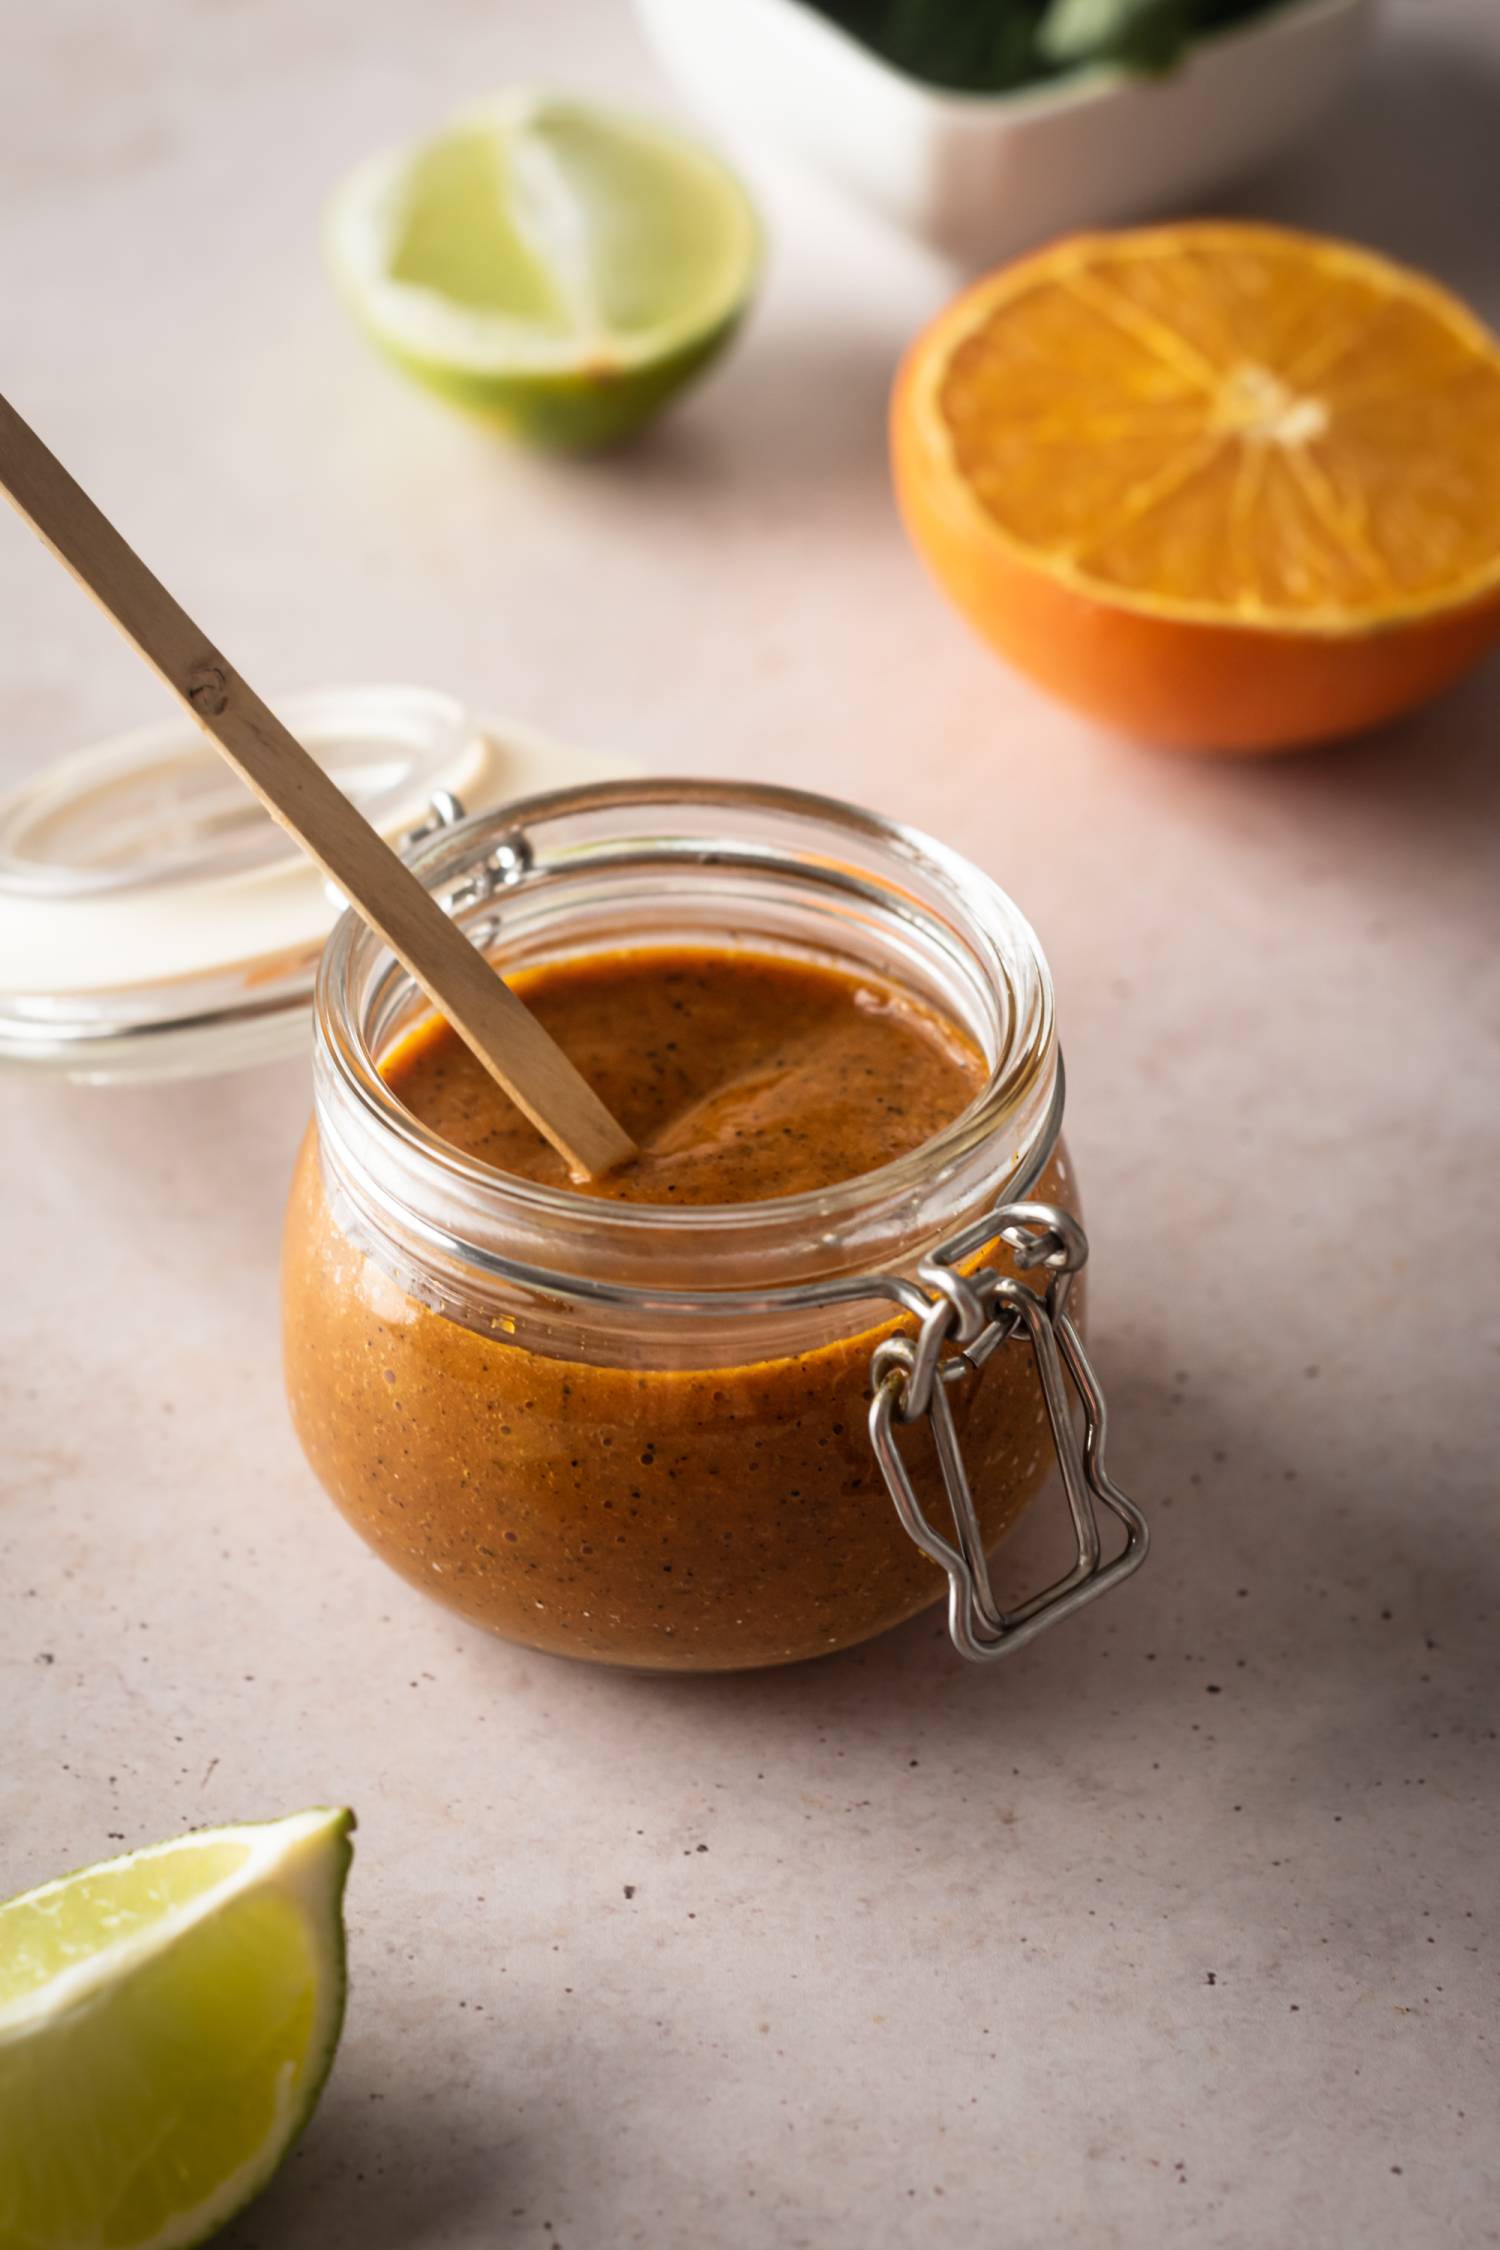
[382,947,983,1202]
[282,947,1070,1669]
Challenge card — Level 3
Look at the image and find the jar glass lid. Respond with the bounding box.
[0,683,631,1083]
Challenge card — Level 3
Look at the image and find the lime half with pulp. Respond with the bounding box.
[0,1807,354,2250]
[325,93,760,449]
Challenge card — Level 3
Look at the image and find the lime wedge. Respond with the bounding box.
[0,1807,354,2250]
[325,93,760,449]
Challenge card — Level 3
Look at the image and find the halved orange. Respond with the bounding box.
[892,223,1500,752]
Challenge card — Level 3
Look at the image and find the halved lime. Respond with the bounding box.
[325,93,760,449]
[0,1807,354,2250]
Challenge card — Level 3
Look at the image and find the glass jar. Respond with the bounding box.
[282,779,1146,1670]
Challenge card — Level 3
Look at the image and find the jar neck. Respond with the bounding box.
[311,779,1060,1362]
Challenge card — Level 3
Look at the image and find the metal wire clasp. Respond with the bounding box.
[869,1203,1148,1662]
[401,788,532,949]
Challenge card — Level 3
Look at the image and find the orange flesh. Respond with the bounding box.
[927,225,1500,625]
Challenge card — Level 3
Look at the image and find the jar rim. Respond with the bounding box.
[312,777,1058,1304]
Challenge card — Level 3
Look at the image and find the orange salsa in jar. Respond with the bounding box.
[282,782,1145,1670]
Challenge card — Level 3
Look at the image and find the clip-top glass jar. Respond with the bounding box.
[282,779,1146,1671]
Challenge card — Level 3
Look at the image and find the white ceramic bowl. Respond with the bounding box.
[634,0,1374,266]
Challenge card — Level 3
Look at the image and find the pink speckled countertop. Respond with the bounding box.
[2,2,1497,2244]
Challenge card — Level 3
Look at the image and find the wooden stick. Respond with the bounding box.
[0,391,635,1181]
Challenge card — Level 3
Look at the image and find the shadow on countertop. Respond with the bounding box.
[623,1338,1499,1775]
[582,1271,1498,1937]
[1130,642,1500,877]
[1229,19,1500,305]
[217,2069,508,2250]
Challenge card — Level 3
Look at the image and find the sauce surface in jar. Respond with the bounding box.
[384,946,985,1202]
[283,944,1073,1669]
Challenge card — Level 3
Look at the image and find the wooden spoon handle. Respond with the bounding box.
[0,391,635,1180]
